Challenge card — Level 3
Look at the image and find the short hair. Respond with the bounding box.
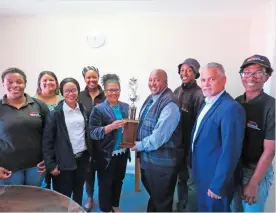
[151,69,168,83]
[265,67,273,75]
[82,66,99,78]
[101,74,120,90]
[59,77,81,96]
[1,67,27,83]
[36,71,59,95]
[206,62,226,76]
[243,65,267,73]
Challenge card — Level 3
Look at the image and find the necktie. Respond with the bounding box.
[140,99,153,121]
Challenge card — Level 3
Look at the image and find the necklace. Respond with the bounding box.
[111,105,120,111]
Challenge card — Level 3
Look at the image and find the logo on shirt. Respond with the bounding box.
[247,121,260,130]
[181,104,189,112]
[30,112,41,117]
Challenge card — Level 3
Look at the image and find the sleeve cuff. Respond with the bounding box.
[136,141,144,151]
[47,164,57,173]
[99,127,105,139]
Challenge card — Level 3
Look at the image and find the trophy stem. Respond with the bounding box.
[129,106,137,120]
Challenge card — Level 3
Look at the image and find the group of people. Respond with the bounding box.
[0,54,275,213]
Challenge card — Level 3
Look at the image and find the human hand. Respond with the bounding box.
[242,183,258,204]
[0,167,12,180]
[131,142,138,151]
[51,167,60,176]
[110,120,126,131]
[37,161,46,174]
[207,189,222,199]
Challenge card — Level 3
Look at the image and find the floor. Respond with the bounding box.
[82,174,148,212]
[82,173,275,212]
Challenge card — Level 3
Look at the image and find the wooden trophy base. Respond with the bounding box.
[120,119,139,148]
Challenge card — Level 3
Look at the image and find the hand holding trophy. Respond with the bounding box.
[120,77,139,148]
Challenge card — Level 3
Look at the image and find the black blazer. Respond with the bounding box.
[42,100,92,172]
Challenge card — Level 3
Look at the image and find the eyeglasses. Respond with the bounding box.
[63,88,78,94]
[240,71,268,78]
[105,89,120,94]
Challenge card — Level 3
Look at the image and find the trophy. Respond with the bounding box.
[120,77,139,148]
[120,77,141,192]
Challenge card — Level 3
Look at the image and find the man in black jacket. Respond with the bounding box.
[174,58,204,212]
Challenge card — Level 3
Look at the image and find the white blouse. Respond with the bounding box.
[63,102,86,154]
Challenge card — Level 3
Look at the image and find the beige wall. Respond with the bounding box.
[0,9,273,102]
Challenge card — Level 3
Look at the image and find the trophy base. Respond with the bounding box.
[120,119,139,149]
[120,141,136,149]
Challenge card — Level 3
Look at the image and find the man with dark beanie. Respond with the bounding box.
[174,58,205,212]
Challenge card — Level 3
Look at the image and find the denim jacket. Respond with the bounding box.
[89,100,130,171]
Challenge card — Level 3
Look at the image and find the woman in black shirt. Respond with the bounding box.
[79,66,105,211]
[0,67,49,186]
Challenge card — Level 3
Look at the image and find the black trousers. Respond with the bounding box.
[97,153,128,212]
[141,165,178,212]
[52,151,89,206]
[44,172,52,188]
[177,160,189,207]
[85,158,96,198]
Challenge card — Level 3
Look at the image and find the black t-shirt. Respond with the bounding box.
[0,94,49,172]
[236,92,275,165]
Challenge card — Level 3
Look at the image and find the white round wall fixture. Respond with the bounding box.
[86,35,106,48]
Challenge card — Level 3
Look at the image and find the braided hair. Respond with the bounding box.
[82,66,99,78]
[101,74,120,90]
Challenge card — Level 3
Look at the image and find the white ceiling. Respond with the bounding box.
[0,0,272,16]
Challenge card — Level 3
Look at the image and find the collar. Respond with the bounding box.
[2,93,34,105]
[181,80,198,89]
[151,87,168,102]
[84,85,104,97]
[104,99,121,107]
[63,101,80,112]
[242,90,264,103]
[205,90,225,105]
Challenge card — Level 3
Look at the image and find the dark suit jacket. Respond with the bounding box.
[191,91,246,197]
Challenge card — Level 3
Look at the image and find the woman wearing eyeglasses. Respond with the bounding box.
[89,74,130,212]
[42,78,92,206]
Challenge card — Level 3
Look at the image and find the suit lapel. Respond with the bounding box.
[119,102,128,119]
[104,100,116,121]
[191,103,205,141]
[193,92,227,143]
